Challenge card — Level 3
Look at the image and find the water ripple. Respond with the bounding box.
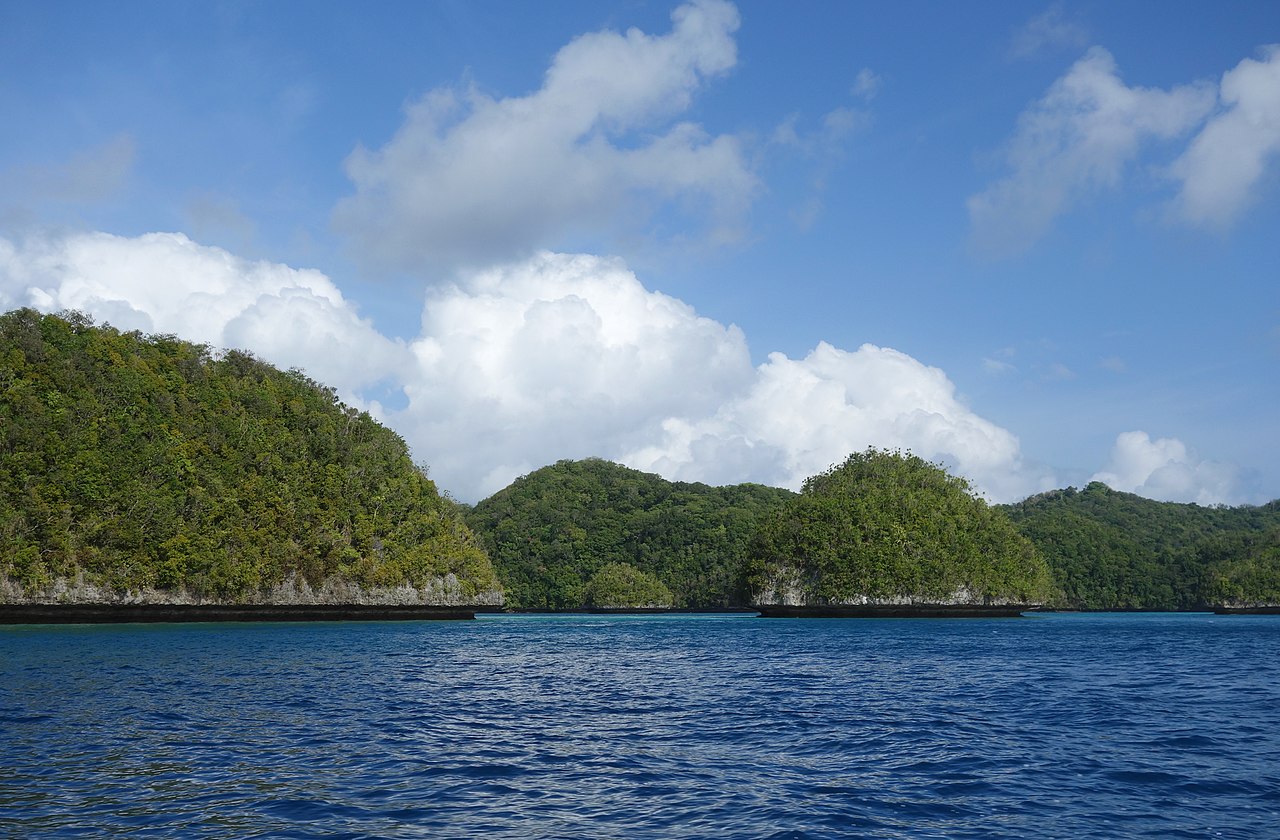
[1,613,1278,838]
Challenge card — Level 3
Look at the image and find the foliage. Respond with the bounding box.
[1202,527,1280,606]
[746,449,1053,605]
[582,562,674,608]
[0,308,500,600]
[465,458,794,608]
[1003,484,1280,609]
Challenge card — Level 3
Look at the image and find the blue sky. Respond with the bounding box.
[2,0,1277,504]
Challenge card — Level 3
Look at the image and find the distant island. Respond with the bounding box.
[1003,483,1280,612]
[3,308,1278,621]
[0,309,502,619]
[745,450,1052,616]
[464,457,793,610]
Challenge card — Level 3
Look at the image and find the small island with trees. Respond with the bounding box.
[746,450,1052,616]
[3,309,1278,621]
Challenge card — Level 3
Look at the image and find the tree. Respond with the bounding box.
[747,449,1052,606]
[0,308,501,604]
[582,563,674,608]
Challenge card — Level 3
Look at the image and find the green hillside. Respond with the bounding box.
[747,450,1053,607]
[0,308,501,605]
[1003,482,1280,609]
[465,458,794,608]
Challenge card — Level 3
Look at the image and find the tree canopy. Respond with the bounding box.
[1003,483,1280,609]
[465,458,794,608]
[747,449,1053,606]
[582,562,674,609]
[0,308,500,603]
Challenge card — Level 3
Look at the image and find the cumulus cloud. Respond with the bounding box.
[0,231,407,403]
[332,0,755,272]
[0,231,1053,503]
[1169,45,1280,228]
[623,342,1055,502]
[969,47,1215,257]
[1092,430,1245,505]
[389,251,756,497]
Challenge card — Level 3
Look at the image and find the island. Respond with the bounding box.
[5,307,1279,622]
[1003,482,1280,612]
[0,309,503,620]
[745,450,1053,617]
[464,458,793,610]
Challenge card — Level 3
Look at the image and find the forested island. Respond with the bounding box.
[464,458,793,609]
[3,308,1278,620]
[745,450,1052,616]
[0,309,501,618]
[1003,484,1280,611]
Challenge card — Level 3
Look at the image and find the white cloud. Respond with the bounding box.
[852,68,882,101]
[0,231,1054,504]
[623,341,1055,502]
[1009,4,1089,60]
[1169,45,1280,228]
[0,231,407,403]
[1092,430,1245,505]
[332,0,755,272]
[969,47,1215,257]
[390,251,756,498]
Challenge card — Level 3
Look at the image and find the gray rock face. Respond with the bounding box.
[0,573,504,608]
[752,564,1034,609]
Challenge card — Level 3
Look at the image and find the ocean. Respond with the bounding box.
[1,612,1277,838]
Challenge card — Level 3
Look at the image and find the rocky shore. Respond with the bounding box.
[754,603,1030,618]
[0,573,504,623]
[0,603,486,623]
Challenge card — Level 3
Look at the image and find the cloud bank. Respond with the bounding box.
[1092,431,1244,506]
[333,0,755,272]
[972,44,1280,255]
[1169,45,1280,228]
[969,47,1214,257]
[0,231,407,404]
[2,232,1064,503]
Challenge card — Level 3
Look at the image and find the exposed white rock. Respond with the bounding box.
[0,573,504,607]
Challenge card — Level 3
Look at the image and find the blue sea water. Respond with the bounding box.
[1,612,1278,839]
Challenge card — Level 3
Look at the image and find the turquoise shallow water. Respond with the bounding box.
[1,612,1278,838]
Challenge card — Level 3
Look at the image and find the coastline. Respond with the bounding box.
[0,603,487,624]
[1212,605,1280,615]
[754,603,1030,618]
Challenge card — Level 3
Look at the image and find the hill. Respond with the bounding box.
[465,458,794,608]
[747,450,1053,612]
[1003,482,1280,610]
[0,308,501,606]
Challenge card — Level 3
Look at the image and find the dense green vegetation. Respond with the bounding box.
[0,308,500,602]
[747,450,1053,606]
[1003,483,1280,609]
[7,309,1278,614]
[582,562,674,609]
[465,458,794,608]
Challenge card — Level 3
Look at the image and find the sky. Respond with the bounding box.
[1,0,1277,505]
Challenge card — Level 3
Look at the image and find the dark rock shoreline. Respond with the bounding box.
[1212,605,1280,615]
[0,604,487,624]
[754,604,1031,618]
